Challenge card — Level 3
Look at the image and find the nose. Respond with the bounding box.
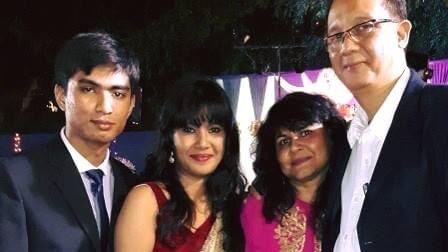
[196,129,210,149]
[340,33,359,54]
[290,136,304,152]
[96,91,113,114]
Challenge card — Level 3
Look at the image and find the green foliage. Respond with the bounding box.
[125,0,269,128]
[272,0,328,27]
[128,0,448,128]
[2,0,447,132]
[408,0,448,59]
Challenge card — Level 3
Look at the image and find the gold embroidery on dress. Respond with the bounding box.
[273,206,321,252]
[274,206,306,252]
[200,213,224,252]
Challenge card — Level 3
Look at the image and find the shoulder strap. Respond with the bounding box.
[146,182,168,207]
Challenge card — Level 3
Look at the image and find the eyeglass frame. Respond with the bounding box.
[324,18,399,53]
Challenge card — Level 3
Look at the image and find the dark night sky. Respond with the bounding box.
[1,0,448,133]
[1,0,161,133]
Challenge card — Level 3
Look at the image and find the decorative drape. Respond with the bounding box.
[248,75,268,120]
[429,59,448,84]
[222,76,241,114]
[279,73,301,98]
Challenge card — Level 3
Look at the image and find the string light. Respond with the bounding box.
[13,132,22,153]
[111,138,136,172]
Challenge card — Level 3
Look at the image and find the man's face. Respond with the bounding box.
[55,65,135,148]
[327,0,409,93]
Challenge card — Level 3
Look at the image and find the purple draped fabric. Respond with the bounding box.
[429,59,448,84]
[248,75,268,120]
[279,73,299,98]
[223,77,241,114]
[281,72,302,87]
[304,69,321,83]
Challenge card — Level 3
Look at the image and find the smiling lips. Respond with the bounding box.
[343,61,364,70]
[291,156,312,167]
[190,154,213,162]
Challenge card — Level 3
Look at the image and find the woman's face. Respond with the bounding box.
[275,123,330,189]
[173,121,226,181]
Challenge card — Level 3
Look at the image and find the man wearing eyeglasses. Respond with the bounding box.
[323,0,448,252]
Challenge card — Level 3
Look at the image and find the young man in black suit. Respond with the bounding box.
[0,32,141,252]
[323,0,448,251]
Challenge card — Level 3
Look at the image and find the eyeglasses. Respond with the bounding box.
[324,18,398,53]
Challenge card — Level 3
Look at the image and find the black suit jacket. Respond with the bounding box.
[0,136,140,252]
[323,70,448,252]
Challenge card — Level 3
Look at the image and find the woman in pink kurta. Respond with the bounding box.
[241,92,346,252]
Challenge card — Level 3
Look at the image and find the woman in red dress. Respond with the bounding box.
[115,78,246,251]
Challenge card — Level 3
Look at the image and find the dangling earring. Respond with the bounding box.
[168,151,175,164]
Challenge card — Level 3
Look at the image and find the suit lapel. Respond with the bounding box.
[360,71,424,213]
[47,137,101,252]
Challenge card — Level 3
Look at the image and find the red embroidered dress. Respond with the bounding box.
[147,183,215,252]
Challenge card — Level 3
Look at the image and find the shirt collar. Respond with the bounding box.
[347,68,411,147]
[60,127,111,176]
[347,107,369,147]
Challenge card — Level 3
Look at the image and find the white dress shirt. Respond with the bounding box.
[334,68,411,252]
[60,128,114,227]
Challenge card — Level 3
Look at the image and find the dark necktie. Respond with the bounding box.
[86,169,109,251]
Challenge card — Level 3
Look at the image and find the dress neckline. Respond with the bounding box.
[185,214,214,234]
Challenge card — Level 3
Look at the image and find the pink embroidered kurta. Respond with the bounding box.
[241,193,321,252]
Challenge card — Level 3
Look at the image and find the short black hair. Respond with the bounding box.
[327,0,408,23]
[54,32,140,95]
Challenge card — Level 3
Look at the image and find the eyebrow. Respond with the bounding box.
[275,130,291,139]
[327,16,374,34]
[78,78,131,91]
[275,133,286,139]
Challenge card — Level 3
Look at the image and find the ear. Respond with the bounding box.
[54,84,66,111]
[397,19,412,48]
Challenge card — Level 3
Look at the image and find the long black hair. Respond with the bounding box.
[146,77,246,250]
[252,92,346,238]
